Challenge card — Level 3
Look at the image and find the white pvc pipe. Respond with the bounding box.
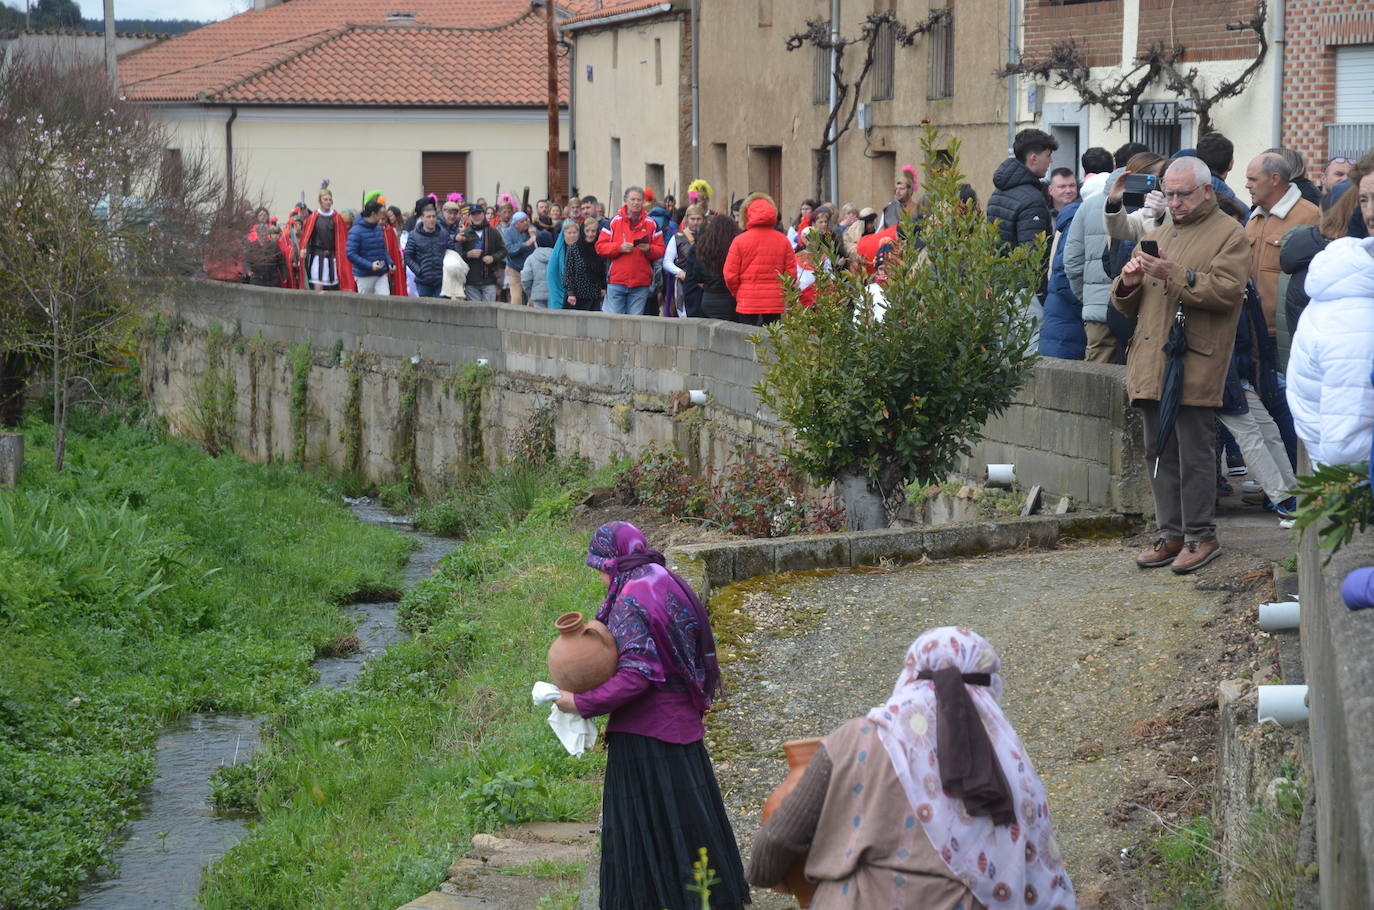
[985,464,1016,488]
[1257,601,1300,631]
[1257,685,1308,726]
[688,390,707,405]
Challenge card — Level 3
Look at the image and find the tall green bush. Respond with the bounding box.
[754,125,1043,527]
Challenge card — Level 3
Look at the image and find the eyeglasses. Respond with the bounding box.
[1162,189,1197,201]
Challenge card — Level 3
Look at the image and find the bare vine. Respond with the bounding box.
[998,1,1267,136]
[786,9,948,199]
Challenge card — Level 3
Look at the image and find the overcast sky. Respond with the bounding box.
[74,0,238,22]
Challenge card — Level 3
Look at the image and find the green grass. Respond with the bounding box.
[0,415,414,909]
[1146,815,1224,910]
[198,463,611,909]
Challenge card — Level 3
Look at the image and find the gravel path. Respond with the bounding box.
[705,540,1234,907]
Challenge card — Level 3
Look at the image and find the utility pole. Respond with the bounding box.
[546,0,561,202]
[103,0,117,96]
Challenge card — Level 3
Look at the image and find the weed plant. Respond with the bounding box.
[0,414,412,908]
[198,461,609,909]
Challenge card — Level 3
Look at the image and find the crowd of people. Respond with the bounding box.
[1003,126,1373,572]
[216,136,1374,576]
[558,520,1077,909]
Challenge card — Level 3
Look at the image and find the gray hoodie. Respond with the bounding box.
[1063,167,1121,325]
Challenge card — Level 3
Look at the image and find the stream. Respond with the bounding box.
[75,500,455,910]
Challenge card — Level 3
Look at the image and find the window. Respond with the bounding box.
[654,37,662,85]
[814,31,831,106]
[927,9,954,100]
[872,18,895,101]
[646,163,665,198]
[815,149,831,200]
[159,148,184,198]
[612,31,618,68]
[711,142,728,201]
[758,0,772,28]
[557,151,570,201]
[1132,101,1188,156]
[610,137,622,205]
[421,151,468,201]
[748,146,782,206]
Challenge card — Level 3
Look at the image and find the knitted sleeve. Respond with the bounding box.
[745,745,832,888]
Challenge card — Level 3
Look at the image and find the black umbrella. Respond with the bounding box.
[1154,304,1189,478]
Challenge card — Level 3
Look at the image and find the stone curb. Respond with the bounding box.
[667,512,1141,603]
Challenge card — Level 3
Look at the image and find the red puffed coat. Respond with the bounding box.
[724,194,796,315]
[595,205,665,288]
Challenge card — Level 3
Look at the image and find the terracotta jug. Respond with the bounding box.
[760,737,823,908]
[547,611,618,693]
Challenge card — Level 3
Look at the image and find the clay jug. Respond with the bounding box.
[547,611,618,693]
[760,737,823,908]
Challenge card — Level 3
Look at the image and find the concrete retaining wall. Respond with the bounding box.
[1299,523,1374,908]
[139,281,1151,512]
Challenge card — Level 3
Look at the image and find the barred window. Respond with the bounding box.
[927,10,954,100]
[814,35,831,105]
[872,18,896,101]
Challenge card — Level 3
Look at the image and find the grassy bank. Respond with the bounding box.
[198,465,610,909]
[0,416,413,908]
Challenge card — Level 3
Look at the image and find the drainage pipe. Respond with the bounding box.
[1257,684,1309,726]
[690,0,700,178]
[1006,0,1019,152]
[224,105,238,205]
[1257,600,1300,631]
[1270,0,1285,147]
[828,0,841,204]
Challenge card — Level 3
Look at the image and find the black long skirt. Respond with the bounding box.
[599,733,750,910]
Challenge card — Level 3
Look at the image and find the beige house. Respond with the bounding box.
[564,0,1018,219]
[119,0,594,218]
[561,0,693,205]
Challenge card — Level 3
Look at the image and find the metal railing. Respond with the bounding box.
[1328,123,1374,160]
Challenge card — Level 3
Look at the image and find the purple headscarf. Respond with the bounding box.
[586,521,721,709]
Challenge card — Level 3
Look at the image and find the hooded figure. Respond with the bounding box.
[723,192,797,325]
[520,229,556,307]
[748,627,1077,909]
[556,522,748,910]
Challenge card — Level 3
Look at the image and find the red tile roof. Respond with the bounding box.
[561,0,679,29]
[120,0,580,106]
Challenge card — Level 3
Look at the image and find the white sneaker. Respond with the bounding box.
[1279,518,1295,530]
[1226,465,1248,477]
[1240,480,1263,494]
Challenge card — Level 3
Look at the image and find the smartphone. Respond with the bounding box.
[1122,172,1158,209]
[1139,240,1160,258]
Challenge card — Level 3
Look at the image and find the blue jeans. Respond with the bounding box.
[414,281,440,298]
[604,284,651,315]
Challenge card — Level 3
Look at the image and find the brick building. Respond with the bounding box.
[1282,3,1374,166]
[1020,0,1277,182]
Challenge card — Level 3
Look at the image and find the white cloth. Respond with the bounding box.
[1286,236,1374,466]
[441,248,469,299]
[1218,386,1298,504]
[866,627,1077,909]
[531,681,597,756]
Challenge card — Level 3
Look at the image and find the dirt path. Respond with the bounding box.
[706,538,1276,908]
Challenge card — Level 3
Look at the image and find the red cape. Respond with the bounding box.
[383,224,408,296]
[277,233,297,288]
[854,225,900,279]
[299,210,356,291]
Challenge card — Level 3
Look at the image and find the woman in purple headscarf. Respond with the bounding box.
[554,521,748,909]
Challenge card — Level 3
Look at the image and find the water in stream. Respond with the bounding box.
[75,500,454,909]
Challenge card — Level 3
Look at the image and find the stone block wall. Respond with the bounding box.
[1299,523,1374,908]
[140,281,1151,513]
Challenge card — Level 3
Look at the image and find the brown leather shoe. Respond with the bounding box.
[1170,539,1222,574]
[1136,537,1184,568]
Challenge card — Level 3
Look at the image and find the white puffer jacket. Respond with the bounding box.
[1286,236,1374,466]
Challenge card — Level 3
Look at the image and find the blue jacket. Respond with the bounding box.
[404,222,454,288]
[346,219,391,276]
[1039,202,1087,360]
[504,222,535,271]
[546,231,567,309]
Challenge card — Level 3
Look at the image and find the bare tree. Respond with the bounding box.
[786,10,947,200]
[999,1,1267,136]
[0,54,235,467]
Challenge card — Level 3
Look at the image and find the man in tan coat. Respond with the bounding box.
[1111,156,1250,574]
[1244,152,1320,336]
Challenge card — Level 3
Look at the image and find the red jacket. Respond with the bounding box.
[595,205,664,288]
[723,195,796,315]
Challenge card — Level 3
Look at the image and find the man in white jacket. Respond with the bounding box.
[1286,232,1374,467]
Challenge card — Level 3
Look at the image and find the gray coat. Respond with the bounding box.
[1062,168,1121,325]
[521,245,554,303]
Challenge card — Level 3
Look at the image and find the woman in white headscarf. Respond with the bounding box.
[747,626,1076,909]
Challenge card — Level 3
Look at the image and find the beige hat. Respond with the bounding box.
[859,206,878,220]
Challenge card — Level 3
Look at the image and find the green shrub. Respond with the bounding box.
[754,125,1042,526]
